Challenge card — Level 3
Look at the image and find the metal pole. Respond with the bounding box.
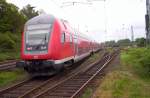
[131,25,134,42]
[146,0,150,45]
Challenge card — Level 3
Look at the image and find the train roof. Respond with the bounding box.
[25,14,96,42]
[25,14,55,25]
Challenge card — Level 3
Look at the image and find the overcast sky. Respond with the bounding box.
[7,0,146,42]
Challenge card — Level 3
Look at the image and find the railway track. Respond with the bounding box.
[0,50,118,98]
[0,78,50,98]
[0,54,92,98]
[0,60,19,71]
[33,52,116,98]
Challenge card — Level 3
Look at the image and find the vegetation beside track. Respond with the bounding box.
[122,48,150,79]
[79,50,104,70]
[93,48,150,98]
[0,51,20,61]
[81,88,93,98]
[0,0,40,61]
[0,33,21,61]
[0,69,27,88]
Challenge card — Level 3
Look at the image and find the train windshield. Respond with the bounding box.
[26,30,49,45]
[25,24,51,45]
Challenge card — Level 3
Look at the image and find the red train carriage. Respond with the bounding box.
[17,14,100,76]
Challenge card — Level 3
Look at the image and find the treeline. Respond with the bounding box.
[0,0,39,52]
[104,38,146,47]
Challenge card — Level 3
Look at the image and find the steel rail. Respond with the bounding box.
[18,52,106,98]
[0,60,19,65]
[0,50,111,98]
[33,52,116,98]
[0,77,51,98]
[0,78,31,95]
[71,52,118,98]
[32,57,105,98]
[0,60,19,71]
[19,74,65,98]
[0,52,98,98]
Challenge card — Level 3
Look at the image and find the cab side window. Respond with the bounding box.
[61,32,65,43]
[70,34,73,43]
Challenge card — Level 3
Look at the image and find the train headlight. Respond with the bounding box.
[27,47,32,51]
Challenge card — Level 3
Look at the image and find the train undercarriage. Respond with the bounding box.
[16,60,64,76]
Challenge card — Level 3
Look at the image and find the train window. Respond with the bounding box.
[61,32,65,43]
[70,34,73,43]
[74,37,78,44]
[27,24,51,30]
[63,22,67,29]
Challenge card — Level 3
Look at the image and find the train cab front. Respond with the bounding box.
[16,14,60,76]
[16,26,55,75]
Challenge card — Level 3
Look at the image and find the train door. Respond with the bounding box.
[69,33,74,56]
[73,35,78,56]
[61,31,72,58]
[60,31,67,58]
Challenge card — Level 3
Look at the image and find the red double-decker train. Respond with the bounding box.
[17,14,101,76]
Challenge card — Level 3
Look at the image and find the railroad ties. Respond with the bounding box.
[0,50,119,98]
[34,52,114,98]
[0,60,19,71]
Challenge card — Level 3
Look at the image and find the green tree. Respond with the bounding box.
[0,0,26,33]
[117,39,131,46]
[105,40,117,47]
[0,0,26,52]
[135,37,146,47]
[21,4,39,20]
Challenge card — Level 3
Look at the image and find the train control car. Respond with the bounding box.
[16,14,100,76]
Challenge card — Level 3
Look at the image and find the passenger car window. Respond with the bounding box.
[63,22,67,29]
[70,34,73,43]
[70,34,73,46]
[61,32,65,43]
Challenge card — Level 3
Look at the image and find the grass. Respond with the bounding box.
[0,51,20,61]
[121,48,150,79]
[90,51,104,61]
[0,69,26,87]
[0,33,21,61]
[106,47,114,53]
[93,48,150,98]
[80,50,105,68]
[81,88,93,98]
[94,71,150,98]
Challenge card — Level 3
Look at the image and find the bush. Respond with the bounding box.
[0,33,17,51]
[122,48,150,78]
